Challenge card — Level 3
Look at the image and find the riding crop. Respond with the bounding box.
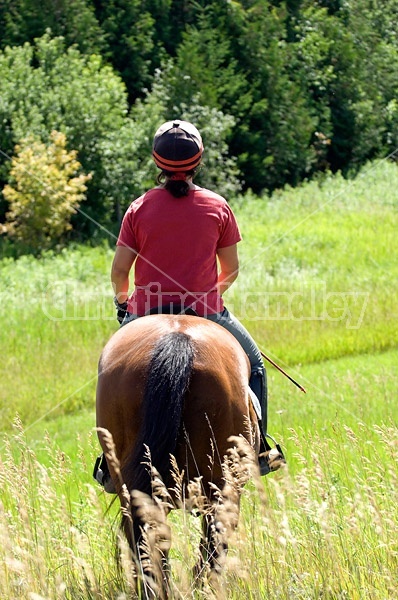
[260,350,307,393]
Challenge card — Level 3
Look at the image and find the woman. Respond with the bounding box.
[96,120,274,485]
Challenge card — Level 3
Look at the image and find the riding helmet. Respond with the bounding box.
[152,120,204,172]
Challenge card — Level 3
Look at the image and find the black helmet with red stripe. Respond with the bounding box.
[152,120,204,172]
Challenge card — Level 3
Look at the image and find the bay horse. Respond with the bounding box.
[96,314,260,598]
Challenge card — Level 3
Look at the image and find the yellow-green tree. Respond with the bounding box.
[2,131,91,254]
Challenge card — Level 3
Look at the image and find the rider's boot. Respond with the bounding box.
[93,454,116,493]
[249,368,285,475]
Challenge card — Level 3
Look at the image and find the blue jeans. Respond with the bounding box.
[122,308,267,431]
[207,308,266,422]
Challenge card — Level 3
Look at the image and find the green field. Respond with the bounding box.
[0,160,397,598]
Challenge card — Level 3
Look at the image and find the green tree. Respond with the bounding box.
[2,131,91,253]
[91,0,157,101]
[0,34,131,233]
[0,0,105,55]
[2,0,397,202]
[289,1,398,173]
[345,0,398,165]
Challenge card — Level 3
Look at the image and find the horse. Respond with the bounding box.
[95,313,261,598]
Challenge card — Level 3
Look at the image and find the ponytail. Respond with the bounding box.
[157,169,197,198]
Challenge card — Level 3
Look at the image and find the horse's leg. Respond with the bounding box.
[193,477,242,591]
[119,508,170,600]
[123,491,171,600]
[193,503,229,590]
[201,508,228,574]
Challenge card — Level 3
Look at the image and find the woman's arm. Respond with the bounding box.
[111,246,137,303]
[216,244,239,296]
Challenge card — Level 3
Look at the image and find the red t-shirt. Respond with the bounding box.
[117,187,242,316]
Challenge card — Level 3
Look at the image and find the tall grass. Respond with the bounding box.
[1,414,397,598]
[0,419,124,599]
[231,422,398,599]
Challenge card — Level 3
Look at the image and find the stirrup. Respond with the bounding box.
[93,454,116,493]
[258,433,286,476]
[93,454,107,485]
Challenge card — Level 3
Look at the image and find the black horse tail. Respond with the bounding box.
[122,331,194,497]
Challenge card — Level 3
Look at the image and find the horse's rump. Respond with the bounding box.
[96,314,258,497]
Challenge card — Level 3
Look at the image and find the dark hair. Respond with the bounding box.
[157,169,197,198]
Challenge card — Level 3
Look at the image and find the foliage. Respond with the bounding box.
[2,131,91,254]
[0,33,244,240]
[286,0,398,173]
[0,0,105,54]
[91,0,157,102]
[0,34,129,234]
[180,100,243,197]
[1,0,398,242]
[157,1,320,190]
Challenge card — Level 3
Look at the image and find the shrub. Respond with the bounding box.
[2,130,91,254]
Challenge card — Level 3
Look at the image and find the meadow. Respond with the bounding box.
[0,159,397,599]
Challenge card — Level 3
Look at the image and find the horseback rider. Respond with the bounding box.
[94,120,284,488]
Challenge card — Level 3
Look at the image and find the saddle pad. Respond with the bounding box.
[248,387,262,420]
